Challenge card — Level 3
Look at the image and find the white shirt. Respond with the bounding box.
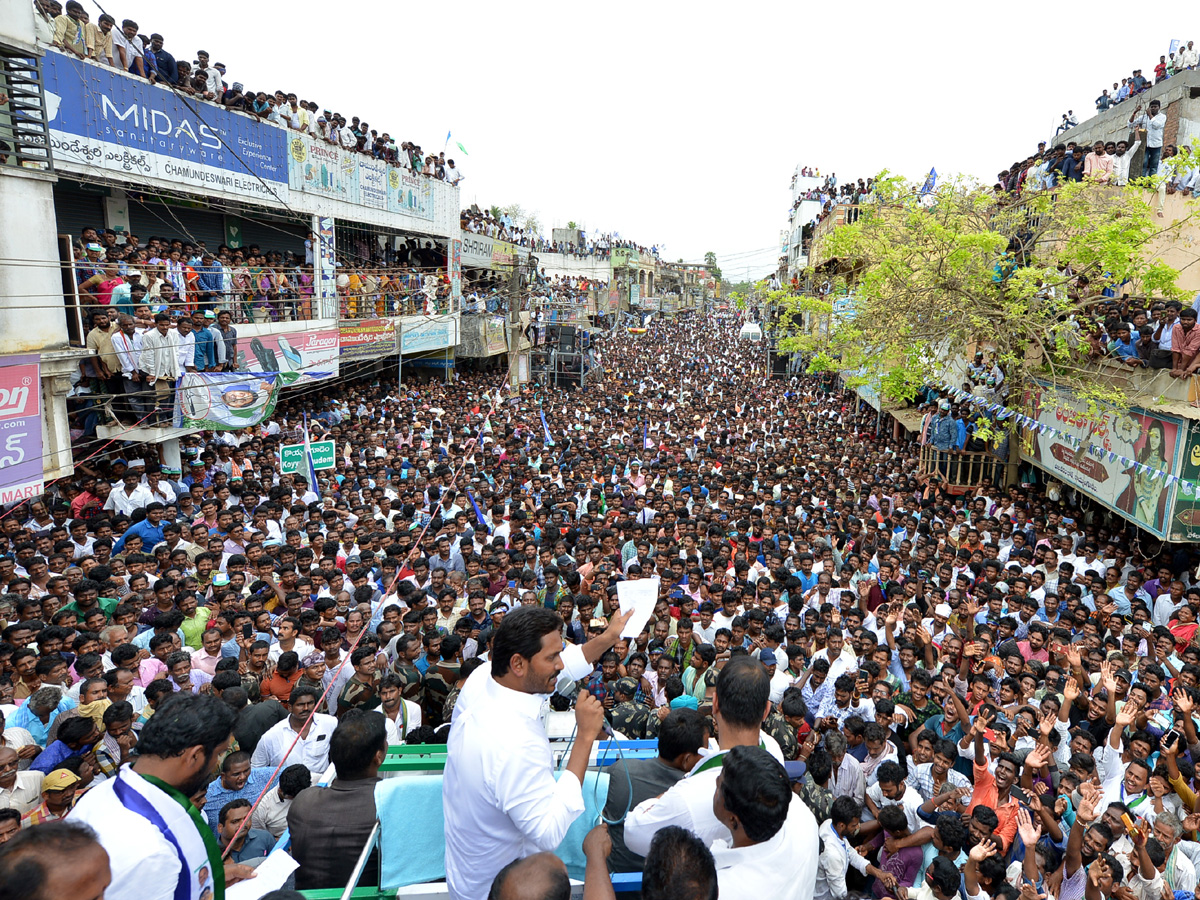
[864,782,926,832]
[0,770,42,814]
[443,669,587,900]
[831,752,866,803]
[139,327,181,380]
[1130,112,1167,149]
[712,798,820,900]
[176,331,196,372]
[624,737,787,857]
[814,818,872,900]
[104,484,153,517]
[383,700,423,743]
[69,766,201,900]
[112,329,143,377]
[2,726,36,761]
[250,713,337,774]
[250,785,292,837]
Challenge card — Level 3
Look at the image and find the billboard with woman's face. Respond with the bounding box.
[1021,387,1182,538]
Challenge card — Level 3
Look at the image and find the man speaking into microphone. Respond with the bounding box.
[444,604,631,900]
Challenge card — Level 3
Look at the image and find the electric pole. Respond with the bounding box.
[506,262,523,397]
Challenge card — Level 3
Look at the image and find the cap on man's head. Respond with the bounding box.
[42,769,80,791]
[614,677,638,696]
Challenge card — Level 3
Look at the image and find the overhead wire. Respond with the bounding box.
[44,314,465,477]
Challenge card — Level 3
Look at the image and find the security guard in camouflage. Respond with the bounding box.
[609,676,653,739]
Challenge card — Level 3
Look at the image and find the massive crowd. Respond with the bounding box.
[33,0,460,184]
[4,313,1200,900]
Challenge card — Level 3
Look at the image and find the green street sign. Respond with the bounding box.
[280,441,337,473]
[310,440,337,470]
[280,444,306,474]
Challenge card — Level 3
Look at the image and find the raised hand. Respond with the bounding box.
[1077,782,1101,824]
[1017,806,1042,847]
[1065,645,1082,670]
[1175,688,1195,717]
[1115,700,1141,729]
[1025,743,1053,771]
[969,838,999,862]
[1100,660,1118,694]
[1063,676,1080,704]
[1039,710,1057,737]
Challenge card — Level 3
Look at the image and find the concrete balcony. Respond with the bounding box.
[1058,70,1200,172]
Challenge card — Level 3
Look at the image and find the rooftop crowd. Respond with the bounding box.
[461,207,663,262]
[33,0,462,183]
[5,313,1200,900]
[791,175,877,233]
[1093,42,1199,112]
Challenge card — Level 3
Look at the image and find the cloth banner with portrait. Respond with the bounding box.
[174,372,283,431]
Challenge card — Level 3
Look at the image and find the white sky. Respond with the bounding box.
[95,0,1183,282]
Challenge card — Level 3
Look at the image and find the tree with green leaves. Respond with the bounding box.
[498,203,541,236]
[704,251,722,282]
[784,172,1193,419]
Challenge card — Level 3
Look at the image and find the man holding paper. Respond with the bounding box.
[445,605,634,900]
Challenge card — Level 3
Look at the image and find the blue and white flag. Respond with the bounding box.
[465,486,489,533]
[921,167,938,195]
[302,412,320,489]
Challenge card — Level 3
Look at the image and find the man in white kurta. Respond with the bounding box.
[443,606,628,900]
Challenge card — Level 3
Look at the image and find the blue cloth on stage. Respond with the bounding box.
[555,770,609,881]
[374,769,610,888]
[376,775,446,889]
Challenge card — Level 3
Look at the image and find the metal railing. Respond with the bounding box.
[0,45,52,170]
[918,444,1002,490]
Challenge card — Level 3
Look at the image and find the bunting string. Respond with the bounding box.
[937,382,1195,495]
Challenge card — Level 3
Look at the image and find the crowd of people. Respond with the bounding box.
[33,0,459,185]
[70,223,460,327]
[1093,43,1199,112]
[461,207,662,261]
[791,176,876,230]
[5,313,1200,900]
[997,94,1194,193]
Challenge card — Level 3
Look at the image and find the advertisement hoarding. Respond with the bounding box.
[339,319,398,361]
[1020,386,1182,538]
[1167,421,1200,541]
[236,327,339,384]
[175,372,280,431]
[42,53,289,203]
[0,355,43,504]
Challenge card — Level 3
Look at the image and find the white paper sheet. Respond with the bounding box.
[225,850,301,900]
[616,578,660,639]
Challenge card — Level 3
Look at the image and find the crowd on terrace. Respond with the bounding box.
[1094,42,1200,112]
[69,226,456,325]
[33,0,462,184]
[461,207,663,261]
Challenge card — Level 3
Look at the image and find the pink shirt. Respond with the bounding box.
[1084,152,1114,183]
[1172,322,1200,363]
